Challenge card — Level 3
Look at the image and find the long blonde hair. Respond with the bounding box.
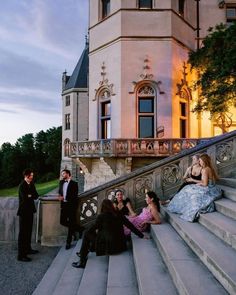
[200,154,219,181]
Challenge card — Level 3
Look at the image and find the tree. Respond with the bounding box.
[188,22,236,133]
[0,126,62,188]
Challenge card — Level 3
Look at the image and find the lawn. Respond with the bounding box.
[0,179,59,197]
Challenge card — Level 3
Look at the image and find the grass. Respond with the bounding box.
[0,179,59,197]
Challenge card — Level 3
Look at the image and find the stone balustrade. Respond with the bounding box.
[70,138,209,158]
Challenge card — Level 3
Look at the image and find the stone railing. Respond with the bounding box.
[74,131,236,228]
[70,138,209,158]
[38,131,236,245]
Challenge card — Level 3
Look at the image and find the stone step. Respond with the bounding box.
[161,206,236,294]
[219,178,236,189]
[132,234,178,295]
[106,248,139,295]
[215,198,236,220]
[76,253,108,295]
[151,223,227,295]
[199,211,236,250]
[32,242,79,295]
[218,184,236,202]
[52,240,83,295]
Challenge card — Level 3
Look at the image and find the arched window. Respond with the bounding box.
[64,138,70,157]
[99,89,111,139]
[137,85,156,138]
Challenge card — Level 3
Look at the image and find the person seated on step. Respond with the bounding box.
[161,154,202,205]
[124,191,161,236]
[113,189,136,216]
[72,199,147,269]
[167,153,222,222]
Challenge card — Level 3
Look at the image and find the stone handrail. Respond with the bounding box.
[70,138,210,157]
[69,130,236,228]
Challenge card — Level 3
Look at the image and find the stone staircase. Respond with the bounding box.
[33,174,236,295]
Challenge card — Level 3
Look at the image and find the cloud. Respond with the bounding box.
[0,0,88,145]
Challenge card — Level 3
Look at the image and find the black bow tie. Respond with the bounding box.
[64,180,68,183]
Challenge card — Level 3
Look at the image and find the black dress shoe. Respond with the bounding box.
[65,243,71,250]
[28,249,39,254]
[17,256,32,262]
[72,260,86,268]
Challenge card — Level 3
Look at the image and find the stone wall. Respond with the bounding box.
[0,197,37,241]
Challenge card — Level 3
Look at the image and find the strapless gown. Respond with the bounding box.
[124,207,153,235]
[167,180,222,222]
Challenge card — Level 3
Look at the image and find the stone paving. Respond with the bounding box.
[0,241,59,295]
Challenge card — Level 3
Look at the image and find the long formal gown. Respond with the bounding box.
[167,180,222,222]
[124,207,153,235]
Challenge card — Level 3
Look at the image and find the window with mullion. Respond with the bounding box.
[138,97,154,138]
[100,100,111,139]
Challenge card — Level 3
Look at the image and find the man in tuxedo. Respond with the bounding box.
[17,168,39,262]
[58,169,79,249]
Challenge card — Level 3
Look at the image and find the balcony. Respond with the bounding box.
[70,138,209,158]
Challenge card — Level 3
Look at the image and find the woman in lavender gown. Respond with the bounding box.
[167,154,222,222]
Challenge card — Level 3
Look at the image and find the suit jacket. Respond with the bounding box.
[17,180,39,216]
[58,179,79,227]
[58,179,78,208]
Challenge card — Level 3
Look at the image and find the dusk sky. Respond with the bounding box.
[0,0,89,146]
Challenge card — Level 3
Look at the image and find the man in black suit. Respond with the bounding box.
[58,169,78,249]
[17,168,39,262]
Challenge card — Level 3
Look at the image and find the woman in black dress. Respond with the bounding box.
[113,189,136,216]
[72,199,145,268]
[177,154,202,192]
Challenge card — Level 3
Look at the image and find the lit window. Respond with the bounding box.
[179,102,187,138]
[101,0,110,19]
[139,0,152,9]
[65,114,70,130]
[65,95,70,106]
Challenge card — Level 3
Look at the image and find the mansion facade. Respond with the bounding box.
[61,0,236,191]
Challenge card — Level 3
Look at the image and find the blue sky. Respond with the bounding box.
[0,0,89,146]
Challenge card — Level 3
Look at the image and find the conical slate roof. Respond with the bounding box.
[64,43,89,90]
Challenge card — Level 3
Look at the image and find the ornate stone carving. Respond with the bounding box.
[140,56,154,80]
[176,62,192,100]
[138,85,155,95]
[216,141,233,163]
[161,163,182,187]
[129,56,165,94]
[134,176,153,200]
[80,196,98,222]
[93,62,115,101]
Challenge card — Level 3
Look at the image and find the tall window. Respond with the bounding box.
[139,0,152,9]
[65,114,70,130]
[65,95,70,106]
[137,85,155,138]
[226,6,236,26]
[179,101,187,138]
[178,0,185,16]
[64,138,70,157]
[100,100,111,139]
[101,0,110,19]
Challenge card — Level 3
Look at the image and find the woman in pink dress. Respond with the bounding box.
[124,191,161,236]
